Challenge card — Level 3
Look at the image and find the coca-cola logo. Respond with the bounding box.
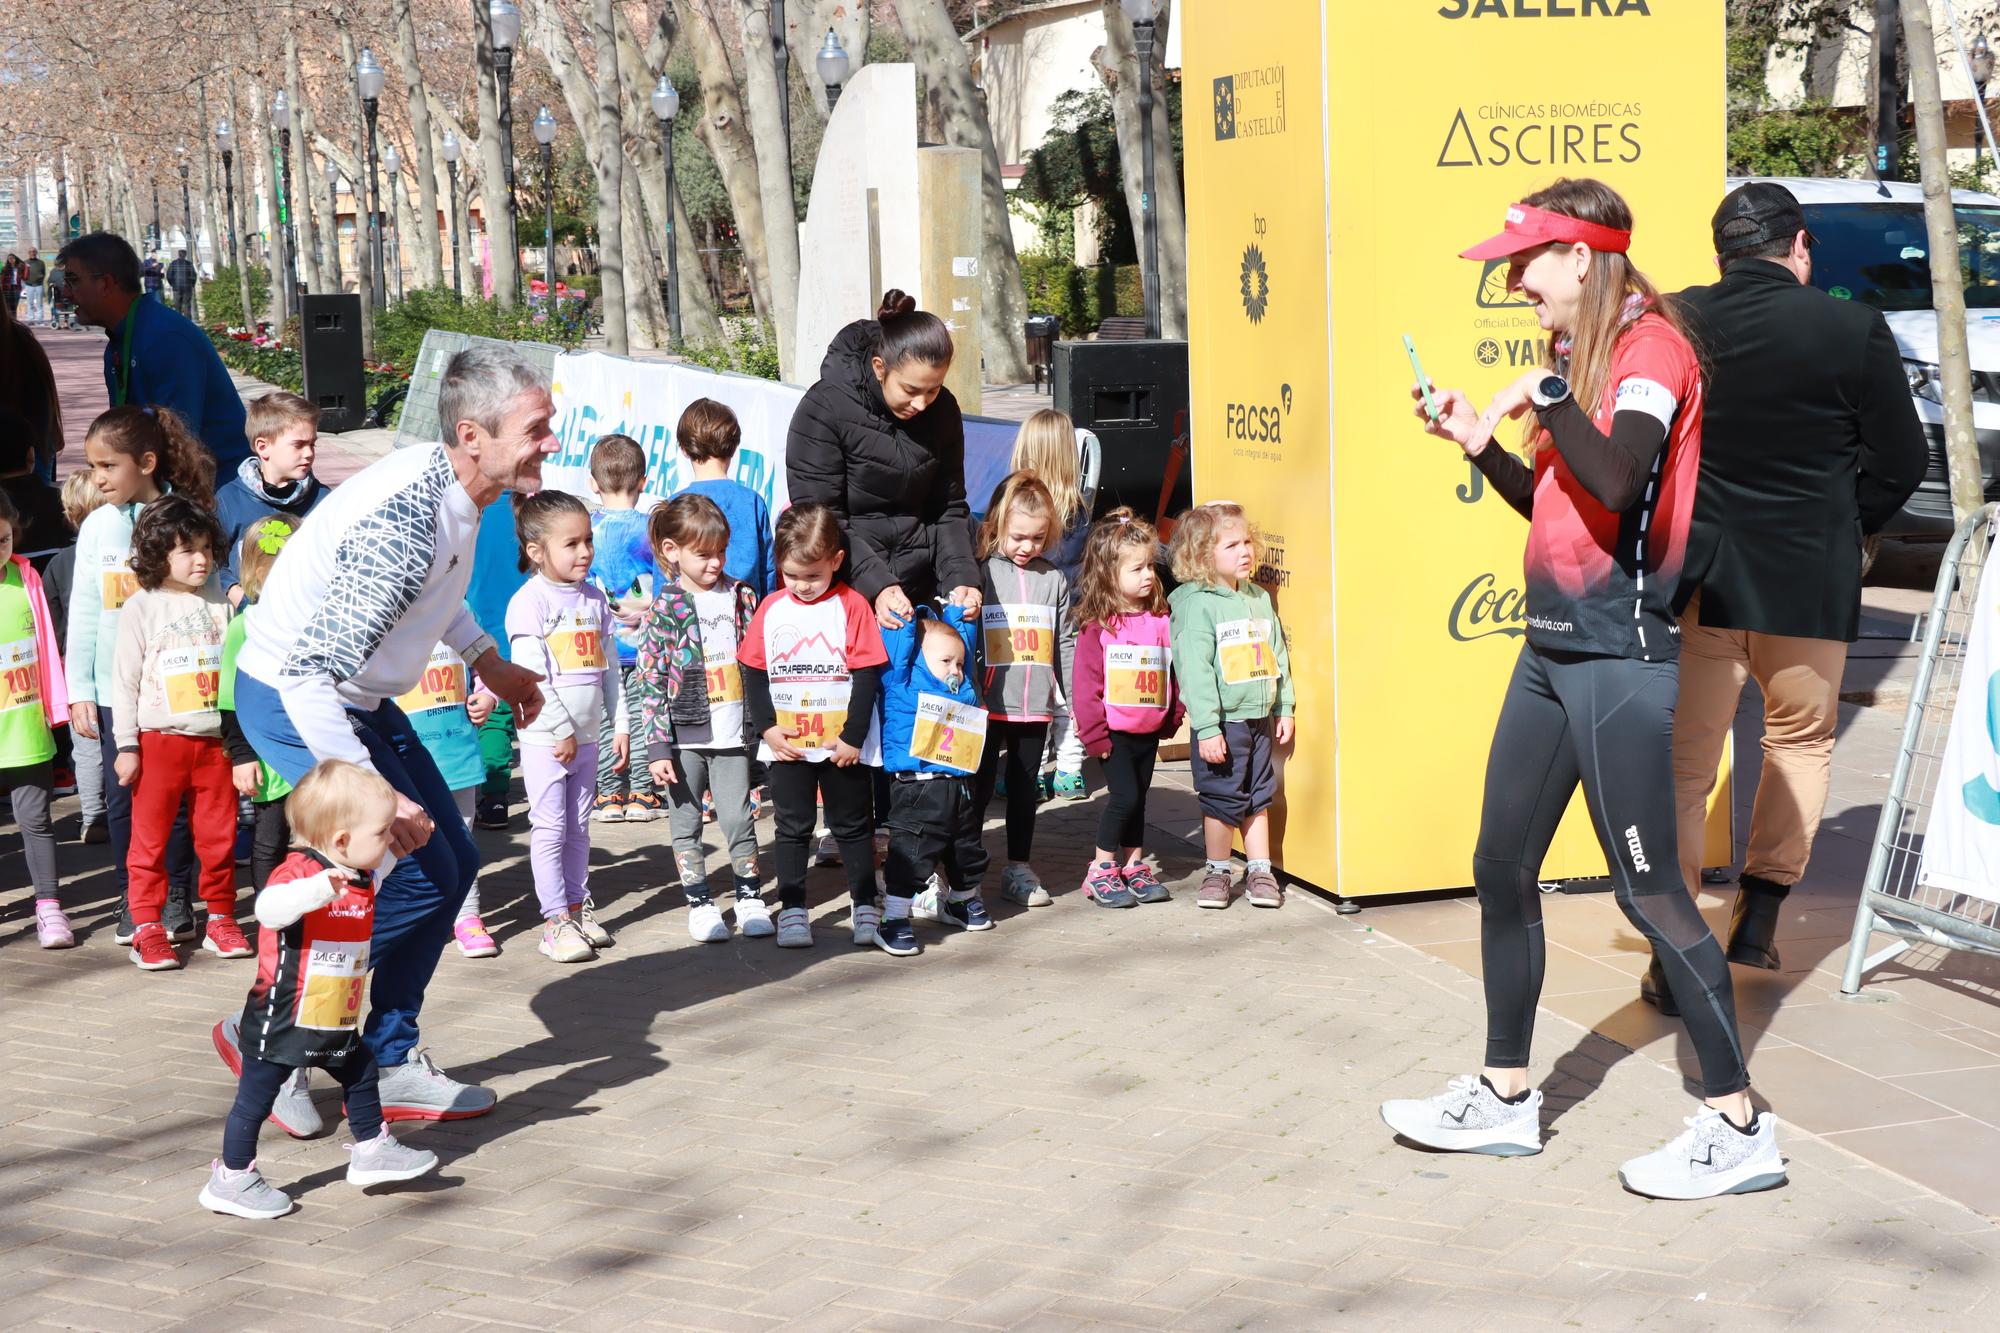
[1449,572,1526,642]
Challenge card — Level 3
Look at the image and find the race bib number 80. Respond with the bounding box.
[982,604,1056,667]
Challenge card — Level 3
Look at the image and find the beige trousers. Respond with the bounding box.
[1672,592,1847,895]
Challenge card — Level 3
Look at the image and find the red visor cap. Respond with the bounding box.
[1459,203,1632,261]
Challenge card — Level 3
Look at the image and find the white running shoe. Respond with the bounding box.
[1618,1106,1785,1200]
[999,864,1051,907]
[851,902,882,947]
[775,906,813,947]
[687,901,730,943]
[1380,1075,1543,1156]
[812,832,842,866]
[736,896,776,938]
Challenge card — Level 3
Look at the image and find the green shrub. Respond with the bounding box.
[199,264,271,329]
[1020,256,1145,337]
[373,286,590,369]
[675,320,782,382]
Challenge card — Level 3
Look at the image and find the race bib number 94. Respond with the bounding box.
[1216,619,1278,686]
[908,693,988,773]
[160,643,223,715]
[982,604,1056,667]
[1104,644,1168,708]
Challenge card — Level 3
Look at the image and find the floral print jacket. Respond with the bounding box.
[636,578,760,753]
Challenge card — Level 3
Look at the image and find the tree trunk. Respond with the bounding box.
[1902,0,1983,518]
[621,9,720,343]
[894,0,1030,382]
[284,35,330,296]
[794,0,869,118]
[674,0,775,321]
[240,76,286,327]
[472,0,520,306]
[396,0,445,287]
[198,77,221,285]
[336,21,372,306]
[229,75,266,326]
[734,0,803,379]
[588,0,630,353]
[1100,1,1187,338]
[427,94,487,296]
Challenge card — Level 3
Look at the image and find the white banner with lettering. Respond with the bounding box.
[1920,569,2000,907]
[543,351,1020,521]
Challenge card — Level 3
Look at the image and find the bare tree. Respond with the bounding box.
[284,34,330,295]
[472,0,520,305]
[1100,0,1185,338]
[396,0,444,286]
[589,0,630,352]
[734,0,804,379]
[794,0,871,116]
[618,8,721,341]
[672,0,775,320]
[894,0,1030,382]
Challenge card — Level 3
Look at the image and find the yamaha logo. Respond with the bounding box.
[1240,244,1270,323]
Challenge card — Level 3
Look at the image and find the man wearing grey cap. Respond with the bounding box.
[1654,182,1925,1011]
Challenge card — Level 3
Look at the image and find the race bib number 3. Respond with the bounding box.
[1216,619,1279,686]
[771,680,849,751]
[547,609,604,673]
[296,937,369,1031]
[160,643,222,715]
[982,604,1056,667]
[1104,644,1169,708]
[0,637,39,714]
[908,694,988,773]
[396,647,467,716]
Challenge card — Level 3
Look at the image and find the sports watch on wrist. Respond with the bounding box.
[1529,374,1571,411]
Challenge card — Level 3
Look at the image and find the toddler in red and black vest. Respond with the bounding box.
[197,760,440,1220]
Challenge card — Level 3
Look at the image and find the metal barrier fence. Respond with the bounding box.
[392,329,564,450]
[1842,503,2000,994]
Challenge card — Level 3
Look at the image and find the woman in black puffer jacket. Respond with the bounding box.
[786,290,984,629]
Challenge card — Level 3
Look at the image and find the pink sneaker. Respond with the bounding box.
[34,901,75,949]
[454,915,500,958]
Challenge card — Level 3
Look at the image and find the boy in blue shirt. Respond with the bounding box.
[588,434,660,822]
[215,393,329,605]
[673,398,773,597]
[875,601,992,956]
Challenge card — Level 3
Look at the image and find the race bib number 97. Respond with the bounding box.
[547,608,604,674]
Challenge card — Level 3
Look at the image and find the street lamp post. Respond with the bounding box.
[1122,0,1163,339]
[152,183,162,256]
[323,157,343,284]
[383,143,404,301]
[442,130,463,296]
[491,0,522,298]
[215,119,239,268]
[359,45,388,315]
[651,75,681,344]
[271,89,295,323]
[177,144,193,258]
[773,0,793,170]
[816,29,851,113]
[533,105,557,302]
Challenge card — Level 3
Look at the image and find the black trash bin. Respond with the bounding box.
[1024,314,1061,392]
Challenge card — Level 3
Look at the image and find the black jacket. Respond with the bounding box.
[1672,261,1925,642]
[785,320,977,603]
[166,258,197,293]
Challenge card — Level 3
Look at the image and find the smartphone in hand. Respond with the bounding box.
[1403,334,1442,422]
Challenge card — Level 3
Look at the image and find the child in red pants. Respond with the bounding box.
[112,496,241,971]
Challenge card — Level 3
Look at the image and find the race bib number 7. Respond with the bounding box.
[160,643,223,715]
[1104,644,1168,708]
[296,937,369,1030]
[1216,619,1278,686]
[908,694,988,773]
[982,603,1056,667]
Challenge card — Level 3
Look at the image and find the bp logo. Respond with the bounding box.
[1240,244,1270,323]
[1213,76,1236,140]
[1475,338,1501,366]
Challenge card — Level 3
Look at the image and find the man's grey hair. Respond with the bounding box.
[438,344,548,444]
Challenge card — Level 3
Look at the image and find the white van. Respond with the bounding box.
[1729,175,2000,537]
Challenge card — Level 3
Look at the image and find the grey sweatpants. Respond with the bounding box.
[4,762,59,902]
[661,746,757,899]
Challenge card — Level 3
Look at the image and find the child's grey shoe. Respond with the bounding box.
[198,1160,293,1219]
[999,865,1051,907]
[346,1127,440,1188]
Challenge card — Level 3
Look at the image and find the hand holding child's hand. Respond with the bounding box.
[1198,734,1229,765]
[650,757,677,788]
[553,733,578,764]
[764,724,805,762]
[466,691,496,726]
[232,762,261,797]
[831,739,861,767]
[1275,717,1295,747]
[114,751,140,787]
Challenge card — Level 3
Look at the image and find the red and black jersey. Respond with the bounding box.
[238,850,375,1068]
[1522,312,1703,662]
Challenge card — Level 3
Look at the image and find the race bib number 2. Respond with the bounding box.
[1216,619,1278,686]
[908,694,987,773]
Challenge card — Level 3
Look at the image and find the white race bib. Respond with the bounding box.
[771,678,850,751]
[908,693,988,773]
[159,643,223,715]
[99,548,137,610]
[396,645,468,717]
[981,603,1057,668]
[1104,644,1169,708]
[545,607,604,673]
[1216,618,1278,686]
[0,636,39,714]
[296,938,369,1030]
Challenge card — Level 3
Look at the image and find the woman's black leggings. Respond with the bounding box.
[973,720,1049,862]
[1096,732,1160,851]
[1476,644,1748,1098]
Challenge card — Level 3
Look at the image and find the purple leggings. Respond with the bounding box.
[523,742,597,918]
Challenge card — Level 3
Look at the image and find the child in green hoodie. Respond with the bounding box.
[1167,501,1295,910]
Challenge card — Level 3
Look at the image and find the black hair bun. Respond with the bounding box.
[877,289,917,321]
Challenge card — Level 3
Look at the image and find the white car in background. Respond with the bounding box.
[1732,175,2000,538]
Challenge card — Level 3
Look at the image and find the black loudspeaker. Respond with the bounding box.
[1054,339,1191,524]
[299,294,366,433]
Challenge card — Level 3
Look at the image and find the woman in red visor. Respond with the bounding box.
[1379,178,1783,1201]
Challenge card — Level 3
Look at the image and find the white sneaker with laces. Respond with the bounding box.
[736,896,776,938]
[1618,1106,1785,1200]
[687,901,730,943]
[575,897,614,947]
[1380,1075,1543,1156]
[851,902,882,947]
[1000,864,1051,907]
[775,906,813,948]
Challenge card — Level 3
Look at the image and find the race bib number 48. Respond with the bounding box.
[908,693,988,773]
[1216,619,1278,686]
[1104,644,1169,708]
[296,937,369,1030]
[160,643,222,715]
[0,637,40,714]
[771,680,849,750]
[982,603,1056,667]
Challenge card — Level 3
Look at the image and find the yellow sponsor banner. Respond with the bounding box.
[1183,0,1730,894]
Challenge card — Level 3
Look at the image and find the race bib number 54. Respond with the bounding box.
[771,680,849,750]
[1216,619,1278,686]
[908,694,988,773]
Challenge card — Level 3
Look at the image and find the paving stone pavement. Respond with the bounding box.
[5,768,2000,1331]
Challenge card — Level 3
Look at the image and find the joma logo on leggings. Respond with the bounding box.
[1624,825,1651,873]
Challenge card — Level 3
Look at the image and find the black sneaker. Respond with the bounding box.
[475,797,510,830]
[874,916,922,957]
[914,886,994,932]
